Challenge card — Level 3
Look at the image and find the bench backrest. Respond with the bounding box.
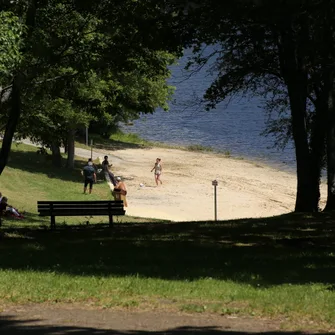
[37,200,125,216]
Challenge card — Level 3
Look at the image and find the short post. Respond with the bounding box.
[108,201,113,228]
[212,179,218,221]
[85,127,88,147]
[90,139,93,160]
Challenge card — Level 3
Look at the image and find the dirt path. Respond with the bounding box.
[0,303,291,334]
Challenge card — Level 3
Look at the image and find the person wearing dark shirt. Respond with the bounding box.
[82,159,97,194]
[0,197,23,218]
[102,155,117,186]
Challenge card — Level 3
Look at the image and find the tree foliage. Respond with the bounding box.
[0,11,23,78]
[0,0,182,171]
[177,0,335,212]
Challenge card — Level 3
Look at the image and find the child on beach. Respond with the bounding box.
[151,158,162,186]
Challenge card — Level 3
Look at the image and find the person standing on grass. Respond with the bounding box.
[82,159,97,194]
[151,157,162,186]
[102,155,117,186]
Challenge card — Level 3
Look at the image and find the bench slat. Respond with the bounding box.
[39,210,125,216]
[38,205,124,210]
[38,201,123,205]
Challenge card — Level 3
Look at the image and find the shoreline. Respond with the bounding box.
[93,144,326,222]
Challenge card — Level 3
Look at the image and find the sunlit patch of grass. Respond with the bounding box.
[186,144,213,152]
[110,131,149,145]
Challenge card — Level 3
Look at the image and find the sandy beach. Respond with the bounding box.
[100,147,326,222]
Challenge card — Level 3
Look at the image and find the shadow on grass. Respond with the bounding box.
[0,212,335,286]
[0,315,334,334]
[7,147,87,183]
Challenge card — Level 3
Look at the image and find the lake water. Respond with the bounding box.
[121,48,296,172]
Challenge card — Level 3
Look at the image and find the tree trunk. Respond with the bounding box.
[289,87,314,212]
[0,77,22,175]
[309,99,327,212]
[322,7,335,211]
[50,142,62,168]
[0,0,37,175]
[277,22,315,212]
[324,88,335,210]
[66,129,75,169]
[63,138,68,154]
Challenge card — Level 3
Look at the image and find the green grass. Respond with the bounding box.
[1,142,335,331]
[77,131,233,157]
[186,144,213,152]
[75,131,151,152]
[109,130,150,146]
[0,142,159,226]
[0,216,334,330]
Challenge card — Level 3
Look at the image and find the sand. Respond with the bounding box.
[94,146,326,222]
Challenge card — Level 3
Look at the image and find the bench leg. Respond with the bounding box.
[51,216,56,229]
[109,215,113,228]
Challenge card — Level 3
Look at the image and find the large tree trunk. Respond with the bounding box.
[289,87,315,212]
[50,142,62,168]
[309,95,327,212]
[66,129,75,169]
[324,88,335,210]
[322,7,335,211]
[309,99,327,212]
[277,22,316,212]
[0,0,37,175]
[0,78,22,175]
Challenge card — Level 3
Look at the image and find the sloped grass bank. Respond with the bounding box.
[0,142,156,227]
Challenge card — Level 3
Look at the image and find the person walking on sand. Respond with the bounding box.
[82,159,97,194]
[151,158,162,186]
[112,176,128,207]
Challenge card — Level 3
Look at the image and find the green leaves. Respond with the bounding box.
[0,11,24,77]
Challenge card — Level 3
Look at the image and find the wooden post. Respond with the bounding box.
[51,216,55,229]
[50,203,55,229]
[212,180,218,221]
[108,201,113,228]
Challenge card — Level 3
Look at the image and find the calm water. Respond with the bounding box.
[122,48,296,172]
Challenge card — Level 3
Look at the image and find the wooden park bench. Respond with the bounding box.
[37,200,125,229]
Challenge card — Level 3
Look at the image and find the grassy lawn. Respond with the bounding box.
[0,142,335,331]
[0,142,159,227]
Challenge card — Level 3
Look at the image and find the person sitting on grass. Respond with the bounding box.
[0,197,24,218]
